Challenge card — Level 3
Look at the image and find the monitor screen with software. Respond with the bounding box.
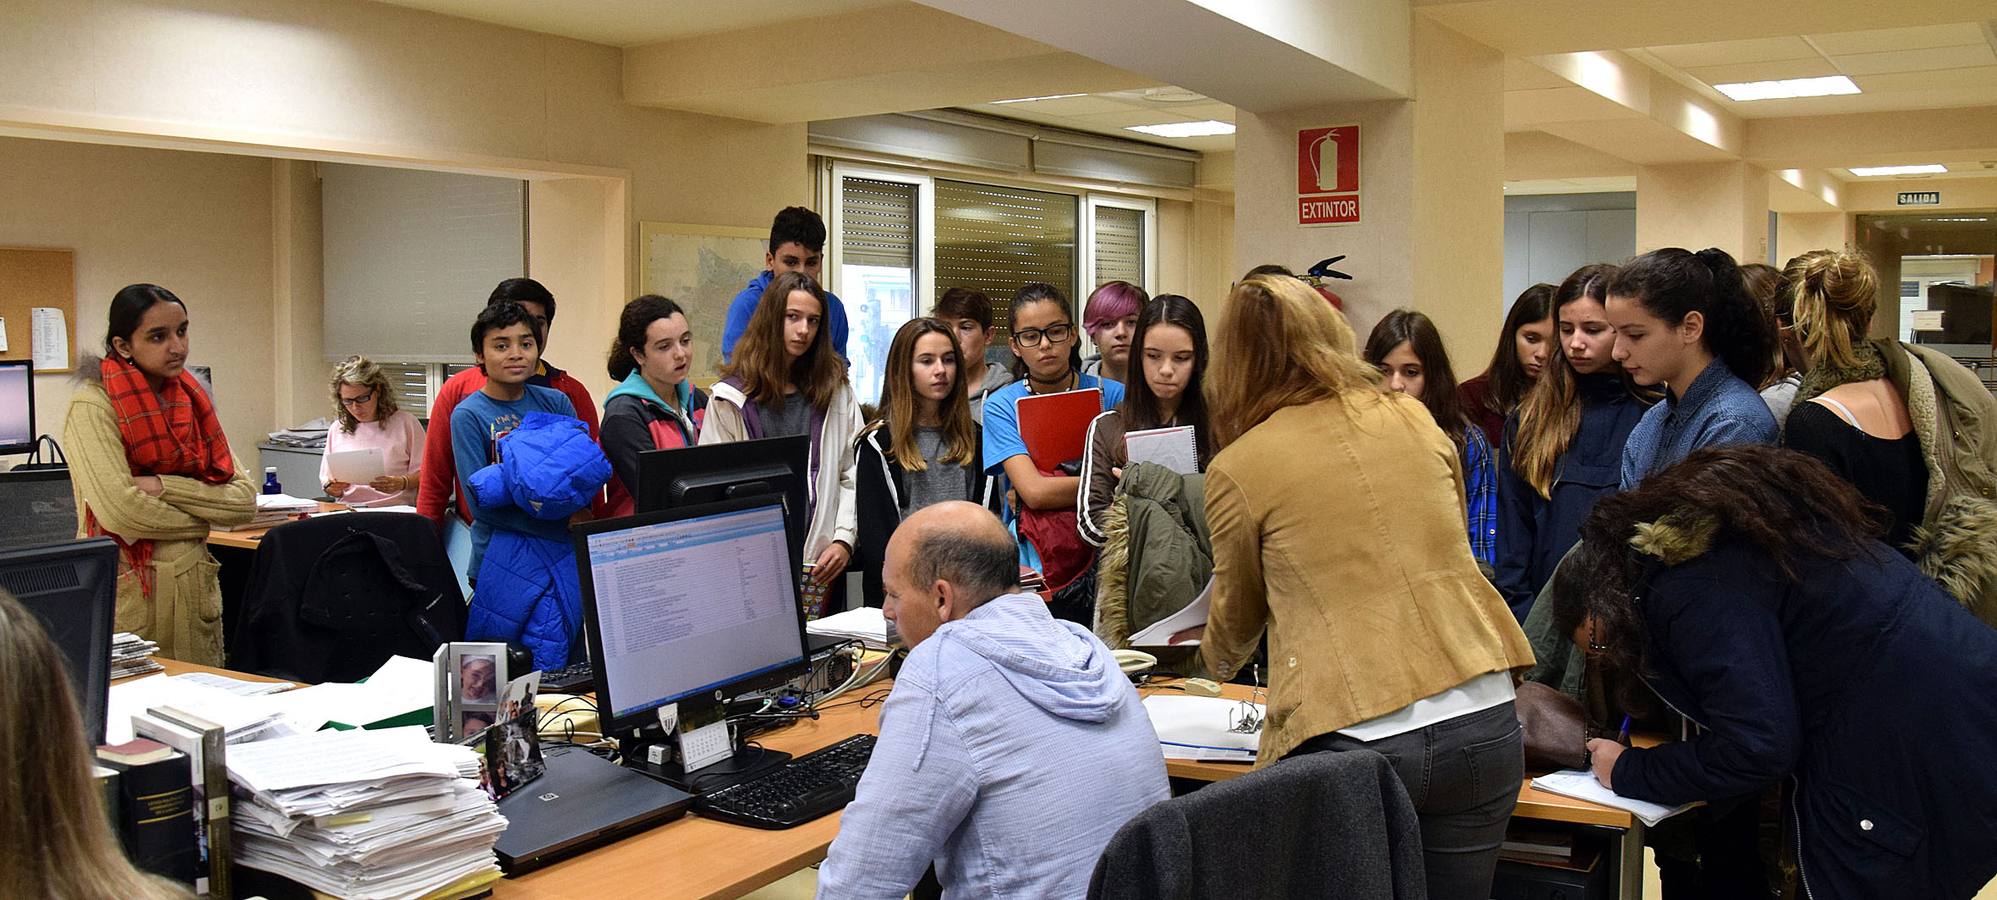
[0,537,118,745]
[0,359,34,454]
[573,498,808,734]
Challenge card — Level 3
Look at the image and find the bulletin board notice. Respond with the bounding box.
[0,248,76,373]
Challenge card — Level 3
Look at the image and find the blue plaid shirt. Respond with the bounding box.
[1464,425,1498,566]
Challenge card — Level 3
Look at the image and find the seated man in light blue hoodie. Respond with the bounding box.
[817,501,1169,900]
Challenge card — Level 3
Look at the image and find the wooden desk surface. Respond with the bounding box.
[132,662,1644,897]
[205,501,345,550]
[1135,679,1643,831]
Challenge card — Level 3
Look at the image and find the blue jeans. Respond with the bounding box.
[1292,701,1524,900]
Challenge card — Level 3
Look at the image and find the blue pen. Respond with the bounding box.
[1617,714,1632,745]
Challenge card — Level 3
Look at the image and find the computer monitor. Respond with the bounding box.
[0,468,77,551]
[0,359,33,455]
[572,498,809,780]
[635,435,810,573]
[0,538,118,745]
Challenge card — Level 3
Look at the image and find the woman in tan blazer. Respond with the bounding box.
[1194,275,1536,900]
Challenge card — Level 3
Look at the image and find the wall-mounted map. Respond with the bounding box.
[639,222,767,390]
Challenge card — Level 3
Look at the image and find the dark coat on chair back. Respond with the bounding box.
[1087,749,1426,900]
[1609,534,1997,900]
[230,512,465,682]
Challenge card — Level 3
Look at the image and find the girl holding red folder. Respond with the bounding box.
[979,283,1125,622]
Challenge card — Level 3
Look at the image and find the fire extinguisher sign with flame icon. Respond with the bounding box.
[1296,125,1360,226]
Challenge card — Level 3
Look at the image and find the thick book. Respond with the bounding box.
[96,747,199,885]
[1015,388,1102,471]
[135,706,233,898]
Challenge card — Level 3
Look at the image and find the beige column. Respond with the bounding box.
[1635,161,1771,264]
[1233,18,1504,368]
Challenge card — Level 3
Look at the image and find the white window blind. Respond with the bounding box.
[321,164,525,363]
[381,363,431,419]
[934,179,1076,344]
[836,177,920,406]
[1092,205,1146,289]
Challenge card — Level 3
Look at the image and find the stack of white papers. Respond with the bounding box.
[807,606,891,649]
[107,674,301,745]
[228,727,505,900]
[259,656,434,730]
[173,671,296,696]
[1530,770,1702,827]
[1143,694,1260,762]
[111,631,163,679]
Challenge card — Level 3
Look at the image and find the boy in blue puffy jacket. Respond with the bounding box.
[452,301,610,668]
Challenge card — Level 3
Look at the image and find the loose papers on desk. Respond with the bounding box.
[108,674,300,745]
[807,605,892,650]
[1143,694,1260,763]
[228,727,506,900]
[1531,769,1700,827]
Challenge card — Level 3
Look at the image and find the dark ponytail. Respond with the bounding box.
[1006,282,1083,380]
[606,294,687,382]
[1608,247,1774,388]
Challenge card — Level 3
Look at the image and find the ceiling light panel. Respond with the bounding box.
[1712,75,1861,101]
[1126,120,1235,138]
[1847,164,1948,176]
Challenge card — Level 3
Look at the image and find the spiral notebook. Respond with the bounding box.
[1124,425,1200,475]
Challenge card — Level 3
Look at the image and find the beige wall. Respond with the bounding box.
[0,137,274,456]
[1775,212,1852,266]
[1235,19,1504,369]
[272,160,325,428]
[1636,161,1771,263]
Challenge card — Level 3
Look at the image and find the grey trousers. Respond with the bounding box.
[1293,700,1525,900]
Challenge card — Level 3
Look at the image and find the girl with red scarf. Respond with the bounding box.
[64,285,254,666]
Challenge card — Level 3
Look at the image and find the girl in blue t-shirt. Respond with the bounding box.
[980,283,1123,621]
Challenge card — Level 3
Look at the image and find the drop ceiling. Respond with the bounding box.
[960,88,1238,153]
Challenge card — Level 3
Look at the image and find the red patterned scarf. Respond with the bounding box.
[87,355,237,595]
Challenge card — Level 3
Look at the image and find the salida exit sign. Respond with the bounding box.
[1297,125,1360,226]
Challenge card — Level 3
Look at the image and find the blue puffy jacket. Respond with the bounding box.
[464,412,610,670]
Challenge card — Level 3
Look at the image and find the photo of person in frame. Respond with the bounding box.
[462,711,494,736]
[460,654,497,704]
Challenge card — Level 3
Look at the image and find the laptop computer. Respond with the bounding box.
[494,745,694,874]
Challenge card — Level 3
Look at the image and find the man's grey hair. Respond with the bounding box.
[905,527,1018,608]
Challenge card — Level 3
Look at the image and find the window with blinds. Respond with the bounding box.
[1092,205,1146,290]
[935,180,1077,344]
[837,177,920,406]
[382,363,432,418]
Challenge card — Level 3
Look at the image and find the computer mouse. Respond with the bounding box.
[1180,677,1223,697]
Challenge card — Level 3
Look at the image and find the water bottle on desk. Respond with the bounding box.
[262,467,282,496]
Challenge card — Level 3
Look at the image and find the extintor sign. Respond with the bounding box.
[1297,125,1360,225]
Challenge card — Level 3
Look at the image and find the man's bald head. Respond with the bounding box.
[892,502,1018,608]
[883,503,1020,646]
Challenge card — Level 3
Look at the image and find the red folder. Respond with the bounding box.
[1015,388,1102,472]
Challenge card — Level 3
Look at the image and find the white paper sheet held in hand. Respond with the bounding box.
[1531,769,1701,827]
[326,447,386,484]
[1127,576,1212,647]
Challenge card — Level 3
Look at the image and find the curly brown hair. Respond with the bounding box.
[1549,444,1888,682]
[329,355,402,434]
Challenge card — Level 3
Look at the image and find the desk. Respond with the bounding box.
[205,501,344,550]
[141,657,878,900]
[1147,680,1648,900]
[132,663,1647,900]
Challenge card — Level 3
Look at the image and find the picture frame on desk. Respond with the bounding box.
[435,641,508,743]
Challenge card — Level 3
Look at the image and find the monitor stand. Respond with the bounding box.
[626,722,792,795]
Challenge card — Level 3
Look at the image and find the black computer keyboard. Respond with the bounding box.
[541,660,595,693]
[696,734,877,829]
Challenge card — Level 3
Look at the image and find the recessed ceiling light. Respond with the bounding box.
[991,93,1087,105]
[1712,75,1860,102]
[1126,120,1235,138]
[1848,164,1948,176]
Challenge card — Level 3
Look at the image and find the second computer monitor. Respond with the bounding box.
[0,359,34,455]
[0,537,118,745]
[572,498,810,740]
[635,435,809,575]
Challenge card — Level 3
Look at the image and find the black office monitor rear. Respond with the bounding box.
[0,538,118,745]
[0,468,78,551]
[0,359,33,455]
[636,435,809,572]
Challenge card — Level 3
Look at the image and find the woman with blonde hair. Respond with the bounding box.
[1781,249,1997,625]
[1192,275,1535,900]
[320,355,425,507]
[0,590,193,899]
